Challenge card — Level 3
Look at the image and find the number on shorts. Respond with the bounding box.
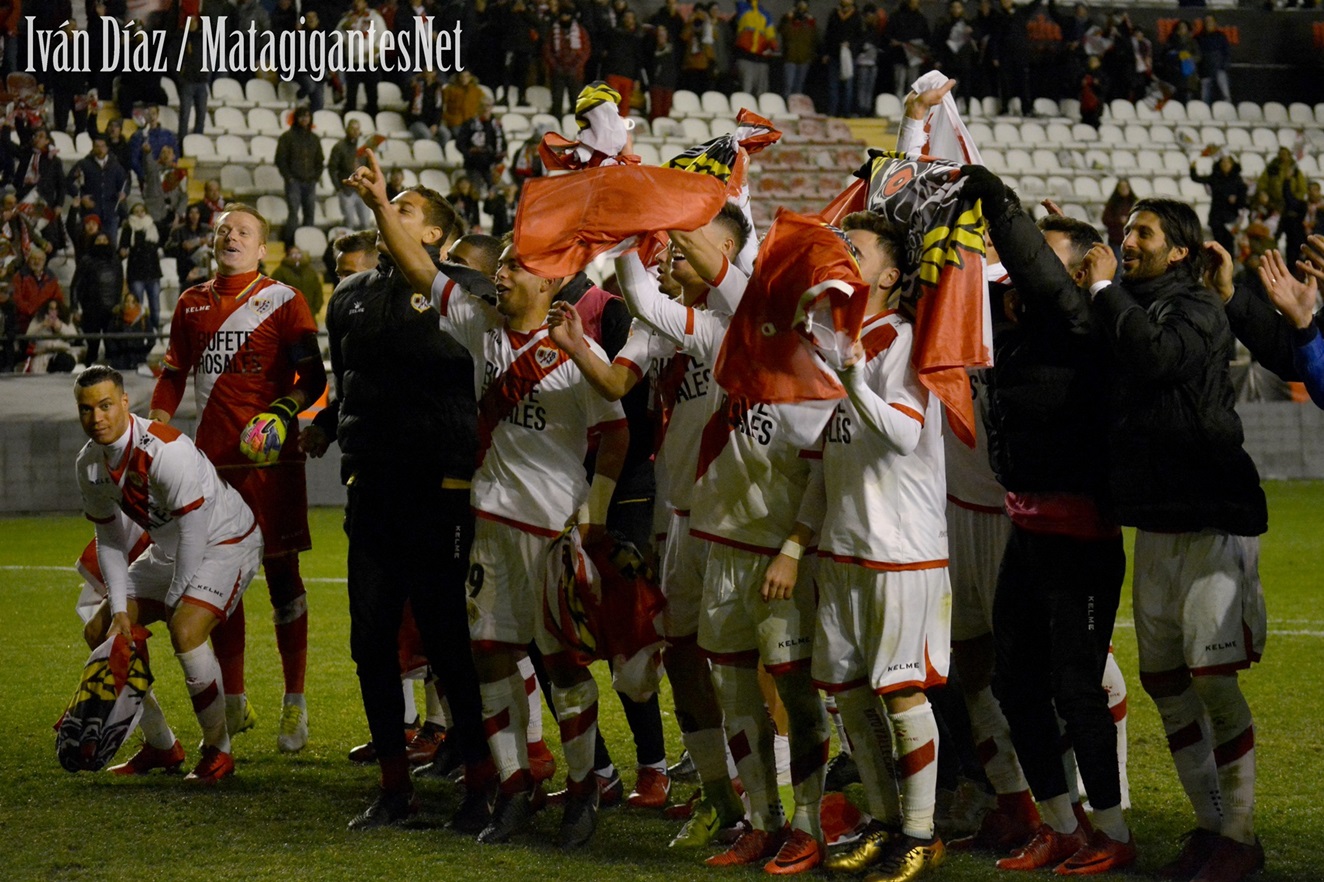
[467,563,485,599]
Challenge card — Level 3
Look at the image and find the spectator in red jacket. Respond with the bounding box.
[544,4,593,117]
[10,246,64,329]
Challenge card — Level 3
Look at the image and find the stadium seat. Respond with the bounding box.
[1071,123,1098,144]
[1241,152,1265,178]
[1123,123,1149,144]
[981,148,1006,171]
[1200,125,1226,148]
[220,164,255,196]
[1073,176,1101,200]
[1163,150,1191,174]
[652,117,683,140]
[250,135,278,162]
[248,108,283,136]
[1152,176,1180,196]
[1046,174,1073,196]
[731,91,759,115]
[524,85,552,113]
[215,106,253,136]
[710,117,737,137]
[1251,127,1278,151]
[1288,102,1314,125]
[183,133,216,161]
[378,137,415,168]
[874,94,903,120]
[968,121,994,146]
[1225,127,1252,149]
[216,135,254,165]
[758,92,795,120]
[787,94,817,116]
[413,139,445,166]
[1020,121,1047,145]
[399,169,419,187]
[313,110,345,139]
[671,90,705,118]
[530,112,559,132]
[1033,98,1060,118]
[993,122,1020,146]
[317,169,335,198]
[981,96,1000,119]
[378,81,407,112]
[256,194,287,226]
[444,141,464,167]
[294,226,328,257]
[277,81,302,105]
[211,77,251,109]
[1160,101,1187,122]
[345,110,375,135]
[659,141,691,161]
[1019,174,1045,197]
[1237,101,1263,123]
[1096,123,1124,146]
[1109,99,1136,122]
[1276,128,1301,150]
[1045,122,1074,146]
[1083,148,1109,169]
[1212,101,1238,123]
[1150,124,1176,144]
[320,137,337,162]
[1032,148,1061,172]
[160,257,179,288]
[245,79,282,109]
[633,143,660,165]
[501,112,531,138]
[1112,149,1137,170]
[1263,101,1288,124]
[51,131,76,157]
[1185,100,1212,122]
[1138,151,1164,172]
[161,76,180,109]
[254,165,284,193]
[1136,101,1161,122]
[322,196,344,226]
[1129,177,1153,198]
[1005,149,1033,171]
[1179,177,1207,201]
[702,91,731,118]
[372,111,407,138]
[420,168,450,191]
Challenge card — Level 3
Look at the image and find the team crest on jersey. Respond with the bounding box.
[127,471,146,488]
[535,346,560,368]
[410,293,430,314]
[247,295,275,318]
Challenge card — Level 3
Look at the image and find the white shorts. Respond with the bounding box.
[812,557,952,696]
[660,512,711,638]
[946,501,1012,642]
[127,530,262,622]
[466,515,556,651]
[698,541,817,673]
[1133,529,1266,677]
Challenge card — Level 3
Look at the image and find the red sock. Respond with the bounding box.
[211,599,246,695]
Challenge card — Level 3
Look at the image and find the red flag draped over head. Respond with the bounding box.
[713,209,871,403]
[511,165,728,278]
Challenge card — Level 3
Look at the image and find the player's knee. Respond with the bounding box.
[1139,667,1192,700]
[263,554,306,608]
[168,611,213,653]
[82,616,105,649]
[272,594,308,625]
[1189,673,1251,732]
[882,686,925,716]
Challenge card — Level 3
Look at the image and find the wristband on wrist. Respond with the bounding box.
[267,396,300,424]
[779,538,804,561]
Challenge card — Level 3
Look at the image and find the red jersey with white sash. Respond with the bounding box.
[432,270,626,535]
[78,414,256,550]
[158,271,318,469]
[819,312,948,568]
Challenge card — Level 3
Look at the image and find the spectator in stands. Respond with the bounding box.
[329,119,373,230]
[510,123,550,195]
[1101,178,1135,262]
[1,191,51,257]
[649,0,686,54]
[990,0,1033,114]
[385,168,406,201]
[143,144,188,233]
[933,0,977,107]
[45,22,90,134]
[647,24,679,120]
[12,128,66,216]
[706,1,734,93]
[173,18,211,143]
[0,283,16,372]
[1161,20,1199,104]
[484,183,516,239]
[167,204,212,285]
[888,0,932,99]
[68,134,128,244]
[407,69,451,147]
[496,0,539,107]
[1305,181,1323,238]
[855,4,886,114]
[197,179,226,225]
[114,22,169,113]
[1190,154,1247,256]
[545,3,593,118]
[68,212,102,259]
[823,0,863,117]
[128,105,178,187]
[732,0,778,96]
[72,229,123,364]
[275,106,324,246]
[339,0,387,115]
[679,5,716,94]
[602,10,646,117]
[1196,15,1230,104]
[1258,147,1309,252]
[106,290,154,370]
[1079,53,1107,128]
[24,296,80,372]
[442,69,485,132]
[455,98,506,191]
[118,202,162,331]
[293,11,327,112]
[780,1,818,100]
[272,0,300,33]
[270,245,326,326]
[448,176,482,231]
[10,246,63,330]
[97,118,134,176]
[332,229,379,283]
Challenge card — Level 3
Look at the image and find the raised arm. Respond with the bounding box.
[345,148,439,297]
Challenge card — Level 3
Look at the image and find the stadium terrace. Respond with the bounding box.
[199,16,463,82]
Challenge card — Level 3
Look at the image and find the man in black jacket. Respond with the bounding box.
[300,186,495,833]
[1081,198,1268,882]
[964,166,1135,875]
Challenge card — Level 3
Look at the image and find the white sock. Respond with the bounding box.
[712,663,782,831]
[283,692,305,709]
[425,678,450,726]
[1092,804,1130,842]
[139,690,176,750]
[890,702,939,841]
[836,686,901,826]
[966,684,1029,795]
[1193,675,1256,845]
[401,680,417,725]
[551,677,600,784]
[1152,686,1222,832]
[177,644,230,752]
[517,655,542,742]
[1040,793,1078,834]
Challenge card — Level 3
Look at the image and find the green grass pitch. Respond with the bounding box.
[1,482,1321,881]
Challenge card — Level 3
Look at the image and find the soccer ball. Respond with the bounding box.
[239,412,288,465]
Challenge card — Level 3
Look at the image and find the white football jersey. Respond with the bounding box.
[78,414,256,552]
[434,271,626,534]
[819,312,948,567]
[943,369,1005,511]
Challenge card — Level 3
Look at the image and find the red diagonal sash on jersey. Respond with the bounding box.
[652,352,691,452]
[475,337,571,468]
[694,394,743,482]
